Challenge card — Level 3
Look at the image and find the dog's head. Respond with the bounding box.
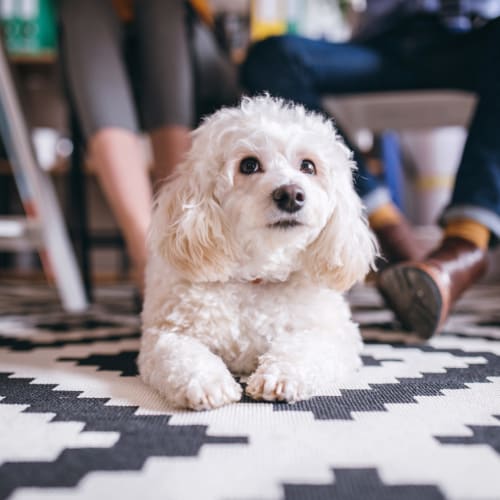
[149,96,378,290]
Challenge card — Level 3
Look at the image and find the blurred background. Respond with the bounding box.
[1,0,495,300]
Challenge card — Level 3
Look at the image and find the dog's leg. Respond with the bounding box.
[139,329,242,410]
[246,328,362,403]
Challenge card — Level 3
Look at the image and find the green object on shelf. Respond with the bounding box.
[1,0,57,55]
[286,0,303,35]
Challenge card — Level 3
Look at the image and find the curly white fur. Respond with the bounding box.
[139,96,378,410]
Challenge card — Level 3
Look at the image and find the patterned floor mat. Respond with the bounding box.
[0,281,499,500]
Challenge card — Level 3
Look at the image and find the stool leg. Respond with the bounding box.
[68,114,93,301]
[0,39,88,312]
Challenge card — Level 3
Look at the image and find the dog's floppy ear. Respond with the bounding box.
[148,156,236,282]
[305,152,378,291]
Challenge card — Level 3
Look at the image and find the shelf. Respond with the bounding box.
[8,51,57,64]
[0,158,68,175]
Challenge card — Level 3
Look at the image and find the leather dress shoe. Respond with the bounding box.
[374,218,427,267]
[376,237,489,339]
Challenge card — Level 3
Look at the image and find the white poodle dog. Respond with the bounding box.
[139,96,378,410]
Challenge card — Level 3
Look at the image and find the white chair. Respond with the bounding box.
[322,90,476,137]
[322,90,477,224]
[0,39,88,312]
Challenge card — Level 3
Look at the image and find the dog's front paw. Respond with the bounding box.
[181,372,242,411]
[246,366,311,403]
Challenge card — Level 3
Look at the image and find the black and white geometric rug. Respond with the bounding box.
[1,280,499,500]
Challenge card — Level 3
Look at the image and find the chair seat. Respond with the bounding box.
[322,90,477,136]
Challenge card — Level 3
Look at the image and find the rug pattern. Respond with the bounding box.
[0,282,499,500]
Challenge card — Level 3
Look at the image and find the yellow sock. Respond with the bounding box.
[444,218,490,250]
[368,203,403,230]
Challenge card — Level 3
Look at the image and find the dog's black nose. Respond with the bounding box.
[272,184,305,213]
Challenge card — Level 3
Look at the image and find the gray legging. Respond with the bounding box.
[58,0,240,139]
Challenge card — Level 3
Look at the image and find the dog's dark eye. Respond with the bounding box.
[300,159,316,175]
[239,157,261,175]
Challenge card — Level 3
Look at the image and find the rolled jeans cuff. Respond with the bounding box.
[362,187,393,215]
[440,205,500,244]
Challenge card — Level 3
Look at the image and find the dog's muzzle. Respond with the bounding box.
[272,184,305,213]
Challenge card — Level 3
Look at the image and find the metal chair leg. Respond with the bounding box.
[68,113,92,301]
[0,39,88,312]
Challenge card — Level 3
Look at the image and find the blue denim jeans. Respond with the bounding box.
[241,14,500,242]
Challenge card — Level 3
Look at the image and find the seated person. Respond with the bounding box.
[241,0,500,338]
[59,0,240,292]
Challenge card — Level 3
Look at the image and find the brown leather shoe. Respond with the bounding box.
[374,217,427,266]
[376,237,489,339]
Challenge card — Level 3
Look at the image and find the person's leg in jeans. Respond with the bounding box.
[241,34,424,263]
[440,20,500,239]
[59,0,152,291]
[377,19,500,337]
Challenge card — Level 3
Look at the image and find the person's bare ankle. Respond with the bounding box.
[126,239,147,297]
